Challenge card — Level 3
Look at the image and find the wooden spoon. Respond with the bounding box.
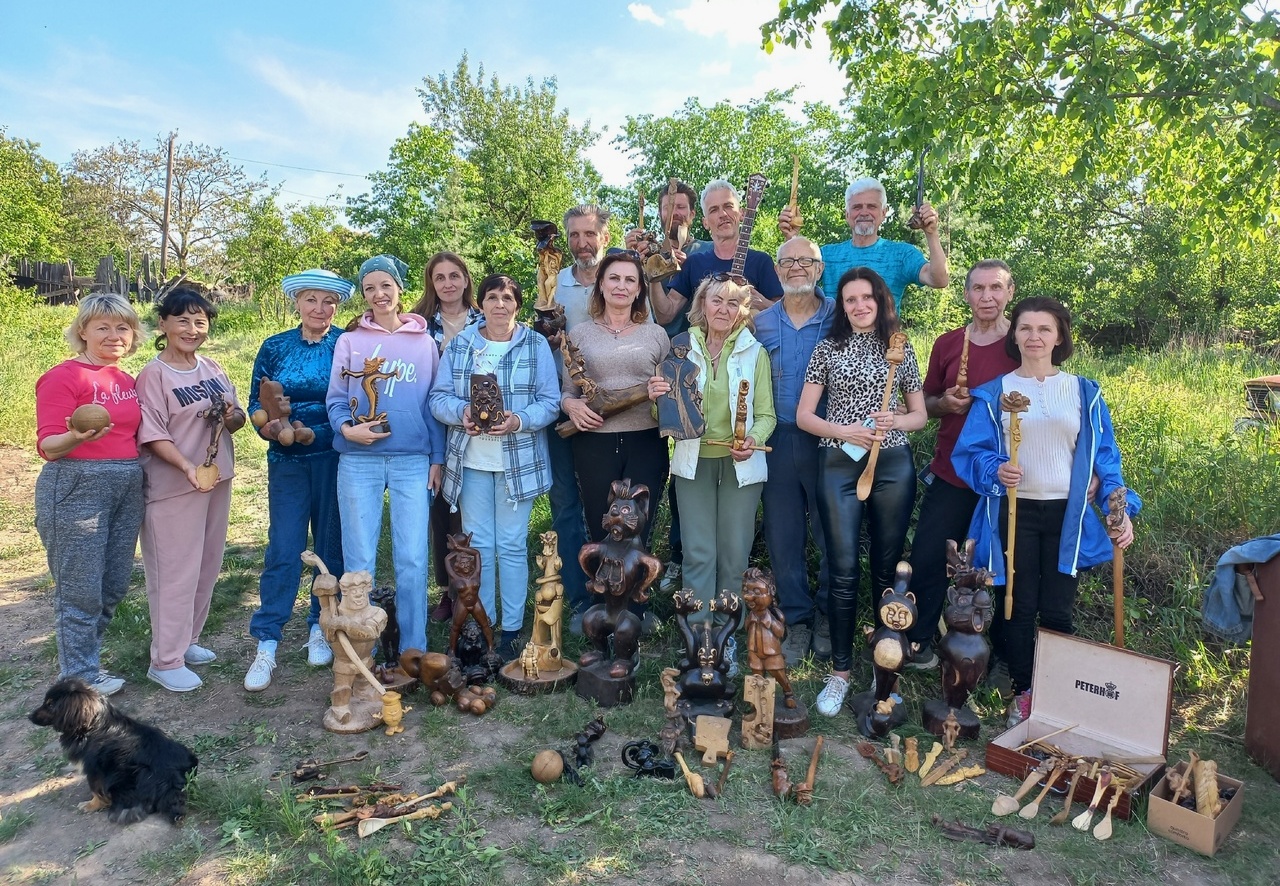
[992,767,1044,817]
[1093,787,1123,841]
[674,752,706,798]
[1049,760,1088,826]
[1019,764,1065,819]
[1073,770,1112,831]
[356,801,451,838]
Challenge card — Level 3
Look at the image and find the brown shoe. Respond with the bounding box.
[429,593,454,623]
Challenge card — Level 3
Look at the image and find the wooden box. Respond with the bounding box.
[1148,761,1244,856]
[984,629,1175,820]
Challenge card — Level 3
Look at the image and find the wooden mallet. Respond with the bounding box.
[999,391,1031,619]
[856,333,909,501]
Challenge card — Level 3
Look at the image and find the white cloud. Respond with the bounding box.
[669,0,777,46]
[628,3,665,26]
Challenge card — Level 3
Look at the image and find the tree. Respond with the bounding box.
[0,131,64,266]
[614,90,850,255]
[68,137,268,278]
[226,196,369,297]
[762,1,1280,244]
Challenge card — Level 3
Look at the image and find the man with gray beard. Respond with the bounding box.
[753,237,836,663]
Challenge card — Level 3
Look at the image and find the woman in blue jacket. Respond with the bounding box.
[952,296,1139,726]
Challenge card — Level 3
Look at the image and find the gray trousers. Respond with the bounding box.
[673,456,763,626]
[35,458,143,681]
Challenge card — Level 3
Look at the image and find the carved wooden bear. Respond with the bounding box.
[250,377,315,446]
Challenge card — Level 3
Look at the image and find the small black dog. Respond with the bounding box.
[29,678,198,824]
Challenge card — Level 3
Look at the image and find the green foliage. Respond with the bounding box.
[226,196,370,300]
[0,130,64,265]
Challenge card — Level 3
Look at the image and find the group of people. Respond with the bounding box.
[35,174,1138,729]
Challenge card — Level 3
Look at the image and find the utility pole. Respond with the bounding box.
[159,131,177,281]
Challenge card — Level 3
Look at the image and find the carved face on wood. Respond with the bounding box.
[446,532,479,577]
[469,372,504,434]
[741,567,776,613]
[877,587,917,632]
[601,479,650,542]
[944,583,993,635]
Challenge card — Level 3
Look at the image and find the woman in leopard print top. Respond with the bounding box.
[797,267,926,717]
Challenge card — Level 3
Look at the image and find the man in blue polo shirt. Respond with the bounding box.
[648,178,783,334]
[754,236,835,664]
[779,176,949,310]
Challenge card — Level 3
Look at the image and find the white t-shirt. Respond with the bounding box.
[1001,371,1080,500]
[461,338,514,472]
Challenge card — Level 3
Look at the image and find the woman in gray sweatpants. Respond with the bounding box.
[34,294,146,697]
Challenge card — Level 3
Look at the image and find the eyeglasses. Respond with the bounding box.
[777,257,820,269]
[711,272,748,286]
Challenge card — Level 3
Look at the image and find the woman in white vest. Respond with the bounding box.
[648,276,775,672]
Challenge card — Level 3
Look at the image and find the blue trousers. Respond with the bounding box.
[337,452,432,652]
[250,452,344,643]
[762,423,829,626]
[818,444,916,672]
[460,468,536,633]
[546,424,589,612]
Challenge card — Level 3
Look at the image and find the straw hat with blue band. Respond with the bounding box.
[282,269,356,301]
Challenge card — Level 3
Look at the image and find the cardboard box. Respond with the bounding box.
[985,630,1175,820]
[1148,761,1244,856]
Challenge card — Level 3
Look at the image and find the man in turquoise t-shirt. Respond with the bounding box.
[779,176,949,311]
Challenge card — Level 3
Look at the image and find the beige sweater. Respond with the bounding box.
[561,321,670,433]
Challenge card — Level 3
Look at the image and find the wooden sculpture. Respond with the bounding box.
[1106,486,1129,647]
[556,333,651,438]
[850,562,915,737]
[531,220,566,339]
[671,587,742,719]
[705,379,771,453]
[904,736,920,772]
[397,649,498,716]
[741,675,776,750]
[444,532,500,676]
[341,356,399,431]
[857,741,905,785]
[786,155,803,230]
[469,372,505,435]
[499,531,578,693]
[381,691,408,736]
[740,567,810,741]
[195,389,228,492]
[932,815,1035,850]
[923,539,994,739]
[576,480,663,705]
[641,179,684,283]
[250,377,316,446]
[856,332,908,500]
[307,556,389,734]
[955,327,971,397]
[656,333,706,440]
[1000,390,1031,619]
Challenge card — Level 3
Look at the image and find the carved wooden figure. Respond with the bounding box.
[741,567,809,738]
[314,565,389,734]
[850,562,916,737]
[398,649,497,716]
[1000,390,1032,619]
[1106,485,1129,648]
[576,480,662,705]
[251,376,315,446]
[469,373,505,434]
[531,220,565,333]
[671,588,742,719]
[499,531,577,693]
[924,539,994,739]
[444,533,499,672]
[705,379,772,453]
[341,356,400,431]
[741,675,777,750]
[556,333,650,438]
[656,333,705,440]
[194,389,228,491]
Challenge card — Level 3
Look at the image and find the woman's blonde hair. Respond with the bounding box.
[686,276,754,334]
[65,293,143,357]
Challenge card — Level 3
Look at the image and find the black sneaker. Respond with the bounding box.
[906,642,938,671]
[498,630,521,663]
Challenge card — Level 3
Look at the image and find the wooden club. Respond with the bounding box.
[1000,391,1031,619]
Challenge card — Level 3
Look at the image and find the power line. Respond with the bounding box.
[228,155,369,178]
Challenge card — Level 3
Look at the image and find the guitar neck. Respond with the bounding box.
[729,201,760,279]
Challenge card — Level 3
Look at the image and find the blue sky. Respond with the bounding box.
[1,0,847,206]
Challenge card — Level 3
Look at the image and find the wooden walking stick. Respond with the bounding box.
[787,155,802,230]
[955,327,971,396]
[999,391,1031,619]
[856,333,908,501]
[1106,486,1129,648]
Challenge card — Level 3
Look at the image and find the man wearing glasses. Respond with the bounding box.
[778,177,949,310]
[754,237,836,664]
[649,178,783,334]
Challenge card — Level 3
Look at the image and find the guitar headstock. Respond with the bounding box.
[744,173,768,209]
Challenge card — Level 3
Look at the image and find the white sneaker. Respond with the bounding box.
[184,643,217,666]
[244,649,277,692]
[723,636,739,679]
[148,665,202,693]
[815,673,850,717]
[89,672,125,697]
[305,625,333,667]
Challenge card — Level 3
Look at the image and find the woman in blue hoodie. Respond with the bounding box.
[952,296,1139,726]
[327,255,445,654]
[430,274,560,661]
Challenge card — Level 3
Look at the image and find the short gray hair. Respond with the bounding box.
[844,177,887,206]
[563,204,611,232]
[700,178,739,215]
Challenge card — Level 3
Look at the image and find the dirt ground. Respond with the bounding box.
[0,444,1262,885]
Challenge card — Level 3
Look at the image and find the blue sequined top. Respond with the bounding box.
[249,326,343,462]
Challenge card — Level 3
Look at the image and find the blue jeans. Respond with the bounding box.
[250,452,343,643]
[460,468,536,633]
[546,425,589,611]
[337,452,431,651]
[818,444,917,672]
[762,423,829,626]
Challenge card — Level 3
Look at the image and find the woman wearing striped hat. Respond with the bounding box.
[244,269,354,691]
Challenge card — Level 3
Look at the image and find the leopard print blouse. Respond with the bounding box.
[803,332,922,448]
